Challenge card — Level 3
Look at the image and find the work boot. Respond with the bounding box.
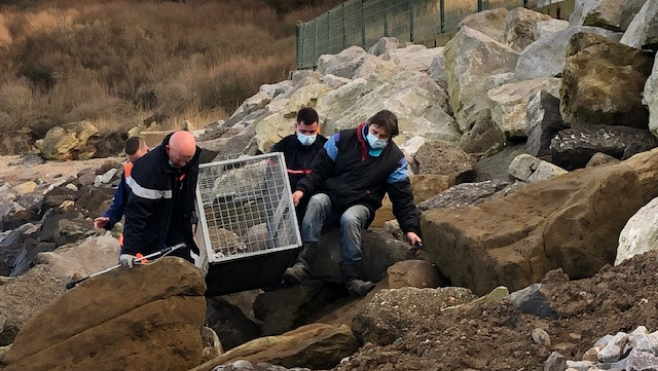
[339,261,375,298]
[283,242,316,285]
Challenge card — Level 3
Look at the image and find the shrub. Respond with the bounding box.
[0,0,339,135]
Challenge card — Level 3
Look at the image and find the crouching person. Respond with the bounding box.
[284,110,422,297]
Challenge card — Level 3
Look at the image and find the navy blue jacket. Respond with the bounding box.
[102,163,132,230]
[122,133,201,260]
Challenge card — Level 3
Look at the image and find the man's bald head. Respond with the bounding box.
[167,131,196,168]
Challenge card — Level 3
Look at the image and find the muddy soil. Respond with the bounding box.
[334,252,658,371]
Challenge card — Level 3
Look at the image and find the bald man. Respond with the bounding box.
[120,130,202,268]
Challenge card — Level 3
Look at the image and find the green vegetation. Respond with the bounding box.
[0,0,341,136]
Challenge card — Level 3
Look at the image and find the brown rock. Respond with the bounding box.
[422,163,644,295]
[0,236,120,346]
[373,174,453,227]
[2,257,206,371]
[623,146,658,202]
[414,140,477,182]
[560,32,654,128]
[384,260,444,289]
[193,324,359,371]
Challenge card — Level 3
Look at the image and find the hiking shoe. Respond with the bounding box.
[283,262,309,286]
[346,279,375,297]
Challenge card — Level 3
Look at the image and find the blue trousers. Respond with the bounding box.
[300,193,371,263]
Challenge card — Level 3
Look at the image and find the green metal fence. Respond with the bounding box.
[296,0,530,69]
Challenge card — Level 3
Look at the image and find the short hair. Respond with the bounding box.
[296,107,319,126]
[367,110,399,137]
[124,136,145,156]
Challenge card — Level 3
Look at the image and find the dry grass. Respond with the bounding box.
[0,0,341,136]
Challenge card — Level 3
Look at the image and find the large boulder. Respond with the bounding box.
[35,121,99,161]
[560,32,654,128]
[508,154,568,183]
[515,26,622,80]
[308,229,411,284]
[445,26,518,133]
[0,225,37,277]
[382,44,442,74]
[644,53,658,138]
[194,324,359,371]
[458,7,509,43]
[0,236,119,346]
[487,77,561,139]
[205,296,261,350]
[550,125,657,170]
[413,140,477,182]
[418,180,513,211]
[569,0,626,31]
[253,282,345,336]
[504,7,552,51]
[526,90,567,157]
[2,257,206,371]
[372,174,452,228]
[620,0,658,51]
[620,0,649,31]
[623,147,658,203]
[317,46,367,79]
[421,163,644,295]
[322,70,458,143]
[616,196,658,265]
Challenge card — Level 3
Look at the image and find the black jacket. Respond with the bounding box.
[270,134,328,190]
[296,123,420,235]
[122,133,201,258]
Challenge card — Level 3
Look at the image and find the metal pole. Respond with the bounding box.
[409,0,414,42]
[361,0,366,47]
[296,22,301,69]
[383,0,388,37]
[342,3,346,50]
[477,0,483,11]
[440,0,445,34]
[326,11,330,54]
[313,20,318,68]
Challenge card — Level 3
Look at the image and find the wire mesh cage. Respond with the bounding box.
[195,153,302,296]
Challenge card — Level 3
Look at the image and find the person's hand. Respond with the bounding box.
[406,232,423,257]
[406,232,422,246]
[119,254,136,268]
[292,190,304,207]
[94,217,110,230]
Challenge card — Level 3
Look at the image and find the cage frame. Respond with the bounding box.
[194,152,302,264]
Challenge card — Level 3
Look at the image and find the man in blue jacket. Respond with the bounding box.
[285,110,423,297]
[120,130,202,268]
[93,136,149,232]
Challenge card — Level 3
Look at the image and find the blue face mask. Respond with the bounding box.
[366,132,388,149]
[297,132,317,146]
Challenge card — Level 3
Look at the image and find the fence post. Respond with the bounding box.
[326,11,330,54]
[409,0,414,42]
[296,22,301,69]
[383,0,388,37]
[440,0,445,33]
[361,0,366,47]
[342,3,346,50]
[477,0,483,11]
[313,20,318,68]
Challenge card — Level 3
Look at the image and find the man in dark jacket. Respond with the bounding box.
[120,130,202,268]
[270,107,327,224]
[284,110,422,297]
